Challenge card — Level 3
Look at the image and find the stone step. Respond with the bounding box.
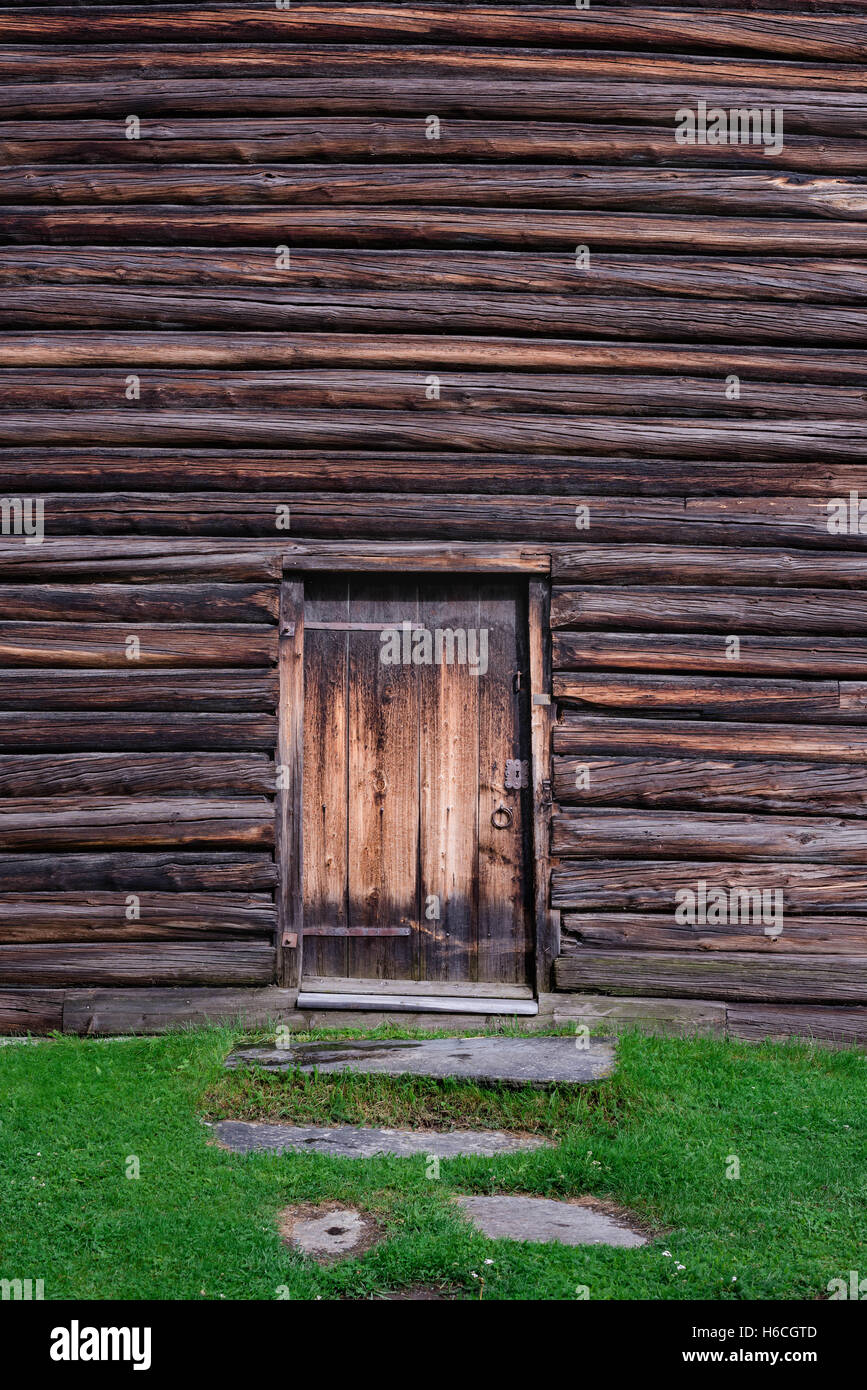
[210,1118,551,1158]
[226,1035,615,1087]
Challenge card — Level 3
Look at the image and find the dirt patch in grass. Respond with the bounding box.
[278,1201,384,1265]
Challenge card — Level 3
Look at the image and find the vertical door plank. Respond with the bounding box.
[302,577,349,979]
[477,579,532,984]
[276,579,304,989]
[418,580,480,983]
[347,577,419,980]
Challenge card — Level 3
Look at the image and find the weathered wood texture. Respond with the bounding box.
[2,4,867,1032]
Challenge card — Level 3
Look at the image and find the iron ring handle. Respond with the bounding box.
[491,804,514,830]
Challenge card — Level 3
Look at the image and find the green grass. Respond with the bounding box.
[0,1024,864,1300]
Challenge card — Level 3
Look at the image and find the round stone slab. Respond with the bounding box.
[455,1195,647,1248]
[278,1202,383,1264]
[210,1118,550,1158]
[225,1035,615,1087]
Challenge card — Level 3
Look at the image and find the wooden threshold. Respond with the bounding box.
[296,991,539,1016]
[300,976,534,999]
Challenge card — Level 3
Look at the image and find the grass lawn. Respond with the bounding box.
[0,1024,864,1301]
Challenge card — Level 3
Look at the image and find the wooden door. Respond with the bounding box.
[299,574,533,985]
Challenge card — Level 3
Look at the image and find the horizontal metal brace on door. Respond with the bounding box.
[302,926,413,937]
[305,621,425,632]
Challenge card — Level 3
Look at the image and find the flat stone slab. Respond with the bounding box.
[211,1118,550,1158]
[226,1036,615,1087]
[455,1195,647,1248]
[278,1202,383,1264]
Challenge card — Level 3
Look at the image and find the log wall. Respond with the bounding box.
[1,1,866,1041]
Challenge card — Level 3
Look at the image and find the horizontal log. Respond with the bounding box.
[5,248,867,302]
[552,860,867,914]
[3,492,865,548]
[7,166,867,221]
[0,988,63,1033]
[551,544,867,586]
[0,623,276,666]
[6,289,867,345]
[3,80,862,138]
[12,419,867,466]
[62,984,299,1035]
[553,755,867,817]
[0,753,273,797]
[0,538,282,583]
[1,125,864,172]
[554,950,867,1002]
[8,336,867,385]
[0,582,277,623]
[8,450,867,500]
[553,809,867,862]
[0,797,273,850]
[725,1003,867,1044]
[0,714,276,751]
[0,942,275,986]
[0,892,275,943]
[552,586,867,634]
[2,47,863,91]
[561,912,867,953]
[0,852,276,892]
[554,633,867,677]
[0,670,278,712]
[283,540,549,573]
[3,8,865,61]
[553,673,858,722]
[5,206,867,253]
[555,715,867,763]
[10,369,867,419]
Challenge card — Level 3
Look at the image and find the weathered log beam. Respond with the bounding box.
[0,538,282,584]
[0,942,276,986]
[0,670,279,711]
[4,207,867,252]
[1,124,864,172]
[552,586,867,632]
[0,492,863,547]
[9,369,867,418]
[552,808,867,862]
[2,47,864,91]
[0,797,274,850]
[552,861,867,914]
[4,248,867,301]
[2,7,865,62]
[0,753,273,797]
[551,544,867,586]
[4,289,867,343]
[553,673,860,723]
[554,949,867,1002]
[0,714,276,751]
[0,852,277,892]
[7,450,867,499]
[554,633,867,677]
[552,754,867,817]
[6,166,867,222]
[7,336,867,384]
[0,623,276,666]
[0,892,275,943]
[0,583,277,623]
[555,716,867,762]
[2,81,861,137]
[561,911,867,953]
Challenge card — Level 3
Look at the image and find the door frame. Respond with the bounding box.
[275,543,559,996]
